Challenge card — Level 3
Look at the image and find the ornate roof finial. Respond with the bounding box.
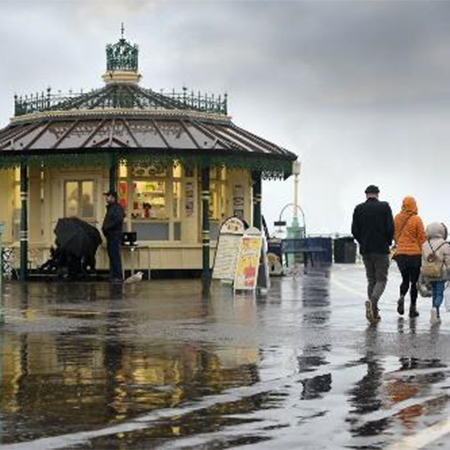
[103,29,141,84]
[105,31,139,72]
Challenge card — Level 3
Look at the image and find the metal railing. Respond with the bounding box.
[14,87,228,117]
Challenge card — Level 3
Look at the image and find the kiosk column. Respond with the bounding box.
[109,154,118,192]
[20,162,28,281]
[201,167,211,293]
[252,171,262,230]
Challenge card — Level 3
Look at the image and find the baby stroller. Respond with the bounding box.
[40,218,102,280]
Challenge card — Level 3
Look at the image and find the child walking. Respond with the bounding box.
[421,222,450,324]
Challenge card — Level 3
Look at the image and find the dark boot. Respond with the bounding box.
[409,302,419,318]
[397,296,405,315]
[373,301,381,323]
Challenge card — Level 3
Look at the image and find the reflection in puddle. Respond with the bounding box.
[2,271,450,449]
[0,282,263,447]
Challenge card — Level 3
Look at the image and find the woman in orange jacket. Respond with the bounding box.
[393,196,426,317]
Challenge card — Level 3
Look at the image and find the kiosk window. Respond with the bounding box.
[64,180,95,220]
[132,180,167,220]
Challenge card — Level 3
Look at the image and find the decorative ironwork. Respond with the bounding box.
[0,150,294,180]
[3,33,296,180]
[14,85,228,117]
[106,29,138,72]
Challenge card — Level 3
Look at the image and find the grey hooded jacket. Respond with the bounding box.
[422,222,450,280]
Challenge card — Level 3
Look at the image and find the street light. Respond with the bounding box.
[276,203,306,237]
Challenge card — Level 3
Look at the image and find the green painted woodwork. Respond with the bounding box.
[0,222,4,324]
[252,171,262,229]
[19,163,28,281]
[0,151,292,179]
[201,167,211,294]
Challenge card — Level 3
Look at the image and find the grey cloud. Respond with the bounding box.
[2,1,450,233]
[161,1,450,109]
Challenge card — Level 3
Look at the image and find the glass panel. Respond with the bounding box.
[210,222,220,241]
[131,165,166,178]
[80,181,95,219]
[173,164,182,179]
[131,222,169,240]
[209,181,219,220]
[13,183,20,241]
[132,180,166,220]
[174,222,181,241]
[173,181,181,219]
[65,181,79,217]
[209,181,227,221]
[221,183,227,218]
[14,183,20,211]
[118,180,128,209]
[119,164,127,178]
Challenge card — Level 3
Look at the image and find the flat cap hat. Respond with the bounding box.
[365,185,380,194]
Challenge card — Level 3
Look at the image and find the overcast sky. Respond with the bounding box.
[1,0,450,235]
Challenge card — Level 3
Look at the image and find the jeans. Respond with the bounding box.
[362,253,390,308]
[396,255,421,306]
[106,234,123,280]
[431,281,445,311]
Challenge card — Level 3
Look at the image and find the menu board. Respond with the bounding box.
[212,217,246,281]
[234,228,263,291]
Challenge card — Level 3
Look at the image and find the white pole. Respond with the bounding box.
[293,160,301,220]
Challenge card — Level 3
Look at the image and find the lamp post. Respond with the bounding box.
[287,160,304,238]
[287,160,304,266]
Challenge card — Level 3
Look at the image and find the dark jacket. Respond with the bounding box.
[102,202,125,239]
[351,198,394,255]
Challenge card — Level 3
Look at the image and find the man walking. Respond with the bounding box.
[352,185,394,323]
[102,190,125,281]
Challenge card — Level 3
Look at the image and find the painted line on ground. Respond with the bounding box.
[386,417,450,450]
[329,275,367,300]
[332,273,450,449]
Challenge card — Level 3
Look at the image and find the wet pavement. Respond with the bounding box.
[1,265,450,449]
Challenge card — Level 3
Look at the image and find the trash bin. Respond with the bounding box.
[334,237,357,263]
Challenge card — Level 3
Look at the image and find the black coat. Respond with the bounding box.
[351,198,394,255]
[102,202,125,239]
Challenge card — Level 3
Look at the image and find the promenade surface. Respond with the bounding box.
[1,264,450,449]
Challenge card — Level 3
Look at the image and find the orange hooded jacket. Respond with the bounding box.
[393,196,426,256]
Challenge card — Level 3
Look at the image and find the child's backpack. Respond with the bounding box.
[422,241,448,279]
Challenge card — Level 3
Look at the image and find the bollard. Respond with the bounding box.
[0,222,4,324]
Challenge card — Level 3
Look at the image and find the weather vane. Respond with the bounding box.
[121,22,125,39]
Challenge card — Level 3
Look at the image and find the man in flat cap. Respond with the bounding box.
[352,185,394,323]
[102,190,125,281]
